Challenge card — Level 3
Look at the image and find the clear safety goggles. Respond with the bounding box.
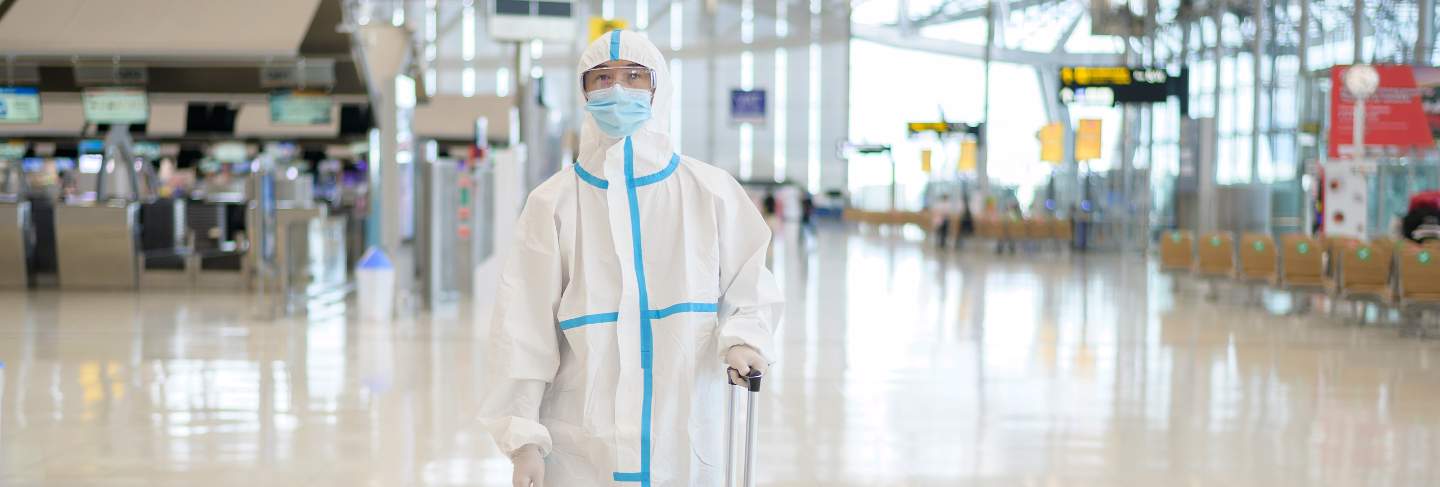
[581,65,656,96]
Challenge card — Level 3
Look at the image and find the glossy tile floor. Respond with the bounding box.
[4,223,1440,486]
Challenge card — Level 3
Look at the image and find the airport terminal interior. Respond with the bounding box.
[3,0,1440,485]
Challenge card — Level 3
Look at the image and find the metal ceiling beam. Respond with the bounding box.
[1050,8,1085,52]
[913,0,1066,26]
[852,22,1124,65]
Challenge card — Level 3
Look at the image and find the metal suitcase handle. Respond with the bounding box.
[725,369,763,487]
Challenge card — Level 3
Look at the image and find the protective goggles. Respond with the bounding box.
[581,65,656,96]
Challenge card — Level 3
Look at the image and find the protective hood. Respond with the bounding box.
[577,30,674,176]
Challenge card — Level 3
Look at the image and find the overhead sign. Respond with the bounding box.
[1075,119,1103,160]
[959,140,978,171]
[0,87,41,123]
[270,89,333,125]
[490,0,576,42]
[82,88,148,124]
[1037,122,1064,163]
[1416,66,1440,136]
[588,17,629,42]
[1328,64,1433,158]
[1059,66,1188,113]
[730,89,766,124]
[907,121,982,136]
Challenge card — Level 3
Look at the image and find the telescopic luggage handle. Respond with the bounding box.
[725,369,762,487]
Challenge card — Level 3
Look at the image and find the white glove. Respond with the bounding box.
[511,444,545,487]
[724,345,768,387]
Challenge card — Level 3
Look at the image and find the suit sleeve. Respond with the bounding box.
[714,177,785,361]
[479,192,564,457]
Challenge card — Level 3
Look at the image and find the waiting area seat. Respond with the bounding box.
[1279,234,1326,290]
[1163,227,1440,332]
[1159,230,1194,273]
[1396,243,1440,307]
[1237,233,1277,284]
[1334,239,1395,304]
[1194,232,1235,279]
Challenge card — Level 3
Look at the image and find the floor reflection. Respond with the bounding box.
[2,222,1439,485]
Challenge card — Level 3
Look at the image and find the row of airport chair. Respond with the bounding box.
[1159,230,1440,326]
[842,209,1074,252]
[970,217,1073,243]
[842,209,933,226]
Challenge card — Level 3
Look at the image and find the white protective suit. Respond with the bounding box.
[480,30,784,487]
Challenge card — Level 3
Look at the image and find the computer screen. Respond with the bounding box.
[78,154,104,174]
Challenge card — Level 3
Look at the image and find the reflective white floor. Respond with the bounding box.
[4,223,1440,486]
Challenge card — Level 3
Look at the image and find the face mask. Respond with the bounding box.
[585,85,653,138]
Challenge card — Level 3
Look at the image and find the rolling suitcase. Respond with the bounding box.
[724,370,763,487]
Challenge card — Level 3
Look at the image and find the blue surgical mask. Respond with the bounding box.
[585,85,653,138]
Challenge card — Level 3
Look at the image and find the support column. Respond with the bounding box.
[979,0,994,197]
[1299,0,1310,123]
[357,24,411,255]
[1354,0,1365,63]
[706,0,718,163]
[1419,0,1434,65]
[1199,1,1224,233]
[1251,0,1264,184]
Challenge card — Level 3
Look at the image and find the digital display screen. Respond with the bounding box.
[1059,66,1186,106]
[78,139,105,155]
[269,89,332,125]
[78,154,103,174]
[0,87,41,123]
[82,88,149,124]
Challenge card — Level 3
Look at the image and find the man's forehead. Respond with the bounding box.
[590,60,646,69]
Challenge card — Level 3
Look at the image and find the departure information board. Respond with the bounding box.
[1059,66,1189,114]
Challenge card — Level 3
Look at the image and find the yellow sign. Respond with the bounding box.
[959,140,978,171]
[1037,122,1064,163]
[588,17,630,43]
[1075,118,1102,160]
[920,149,932,173]
[1060,66,1133,86]
[907,122,950,133]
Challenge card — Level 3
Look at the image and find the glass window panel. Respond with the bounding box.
[1236,85,1253,132]
[1236,53,1253,85]
[1218,136,1237,183]
[1219,91,1235,133]
[1234,135,1252,182]
[1272,136,1296,181]
[1257,135,1274,183]
[1275,85,1298,127]
[1220,54,1235,90]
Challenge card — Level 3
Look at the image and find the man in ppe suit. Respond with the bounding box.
[479,30,784,487]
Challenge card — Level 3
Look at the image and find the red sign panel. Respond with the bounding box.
[1328,65,1434,158]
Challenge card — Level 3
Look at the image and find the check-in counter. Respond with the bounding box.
[248,205,346,301]
[137,199,191,288]
[55,202,140,289]
[0,201,32,287]
[189,201,250,289]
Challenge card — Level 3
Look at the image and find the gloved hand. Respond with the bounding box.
[511,444,545,487]
[724,345,767,387]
